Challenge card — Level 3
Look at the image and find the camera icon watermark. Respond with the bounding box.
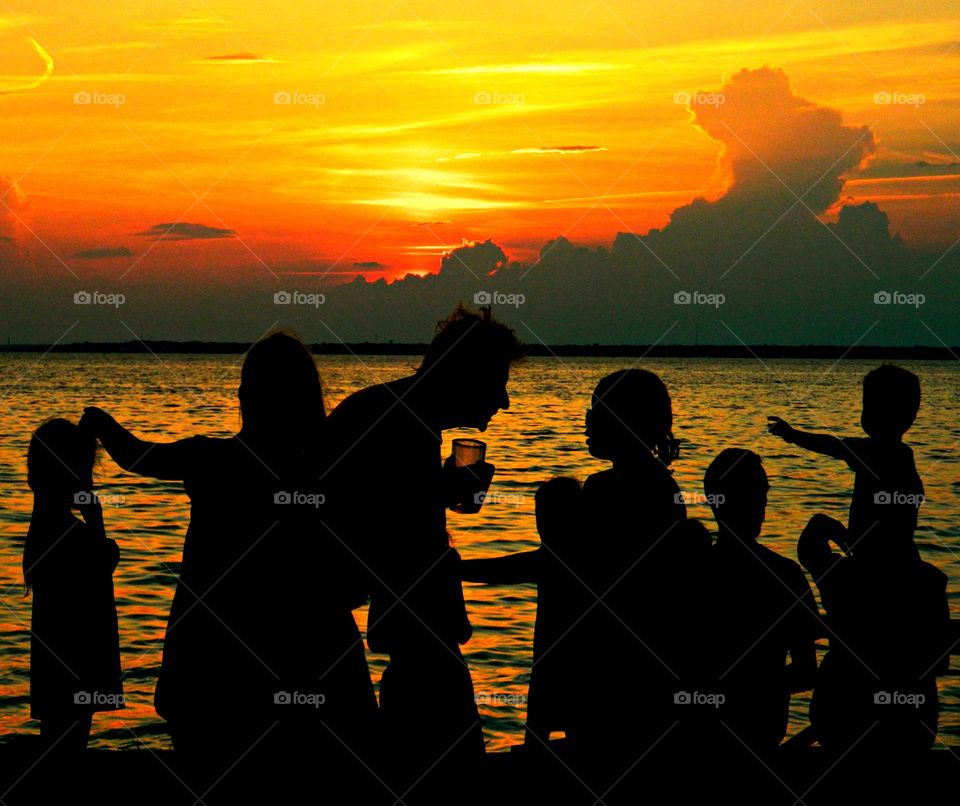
[473,290,525,308]
[674,491,725,507]
[873,490,924,507]
[273,90,325,108]
[73,490,125,508]
[273,290,326,308]
[74,690,124,706]
[74,290,126,308]
[474,691,526,706]
[74,90,125,108]
[873,290,924,308]
[473,91,525,106]
[874,690,925,707]
[474,491,524,506]
[274,490,326,508]
[673,290,725,308]
[873,90,925,108]
[674,690,725,707]
[674,91,725,108]
[274,690,326,707]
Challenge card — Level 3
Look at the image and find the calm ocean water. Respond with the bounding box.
[1,354,958,750]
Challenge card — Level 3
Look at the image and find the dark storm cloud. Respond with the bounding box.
[136,223,236,241]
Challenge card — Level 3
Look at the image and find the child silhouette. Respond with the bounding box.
[461,476,586,745]
[768,363,924,562]
[24,418,123,751]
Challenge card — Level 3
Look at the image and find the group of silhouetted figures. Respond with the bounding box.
[22,304,953,795]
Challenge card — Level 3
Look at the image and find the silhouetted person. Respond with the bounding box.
[768,363,924,562]
[24,418,123,752]
[702,449,818,754]
[323,305,522,790]
[572,369,693,758]
[799,513,949,752]
[80,332,377,781]
[461,476,587,746]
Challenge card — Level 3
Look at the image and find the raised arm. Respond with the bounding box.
[81,406,192,480]
[461,549,540,584]
[767,417,848,460]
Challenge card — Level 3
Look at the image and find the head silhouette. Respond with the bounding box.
[586,369,678,465]
[27,418,97,502]
[239,330,326,444]
[535,476,582,549]
[860,364,920,439]
[25,418,98,592]
[417,304,523,431]
[703,449,769,541]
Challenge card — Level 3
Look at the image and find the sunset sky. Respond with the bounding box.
[0,1,958,345]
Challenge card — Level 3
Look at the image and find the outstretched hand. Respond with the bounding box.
[767,416,794,441]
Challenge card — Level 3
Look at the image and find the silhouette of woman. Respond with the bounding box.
[572,369,691,758]
[80,332,377,770]
[24,418,124,752]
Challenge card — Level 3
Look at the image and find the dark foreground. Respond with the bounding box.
[1,738,957,805]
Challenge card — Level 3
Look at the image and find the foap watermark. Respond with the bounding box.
[873,290,924,308]
[474,692,527,706]
[74,90,125,108]
[873,490,924,507]
[674,91,724,108]
[674,491,725,507]
[474,290,525,308]
[874,690,925,708]
[674,690,725,708]
[74,290,125,308]
[274,290,326,308]
[674,290,725,308]
[274,490,326,508]
[274,690,326,708]
[274,90,325,108]
[873,91,925,108]
[74,490,126,508]
[473,91,525,106]
[474,491,525,507]
[74,691,124,707]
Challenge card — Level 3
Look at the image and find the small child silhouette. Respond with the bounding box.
[24,418,123,751]
[768,363,924,562]
[461,476,585,745]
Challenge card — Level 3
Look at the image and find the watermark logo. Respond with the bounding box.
[474,692,527,706]
[673,290,725,308]
[74,290,126,308]
[274,90,325,108]
[74,490,126,508]
[74,90,125,108]
[74,691,124,706]
[274,690,326,708]
[273,290,326,308]
[473,91,525,106]
[873,490,924,507]
[674,690,725,708]
[473,290,525,308]
[873,91,925,108]
[674,91,725,108]
[874,690,925,707]
[274,490,326,508]
[674,491,725,507]
[873,290,924,308]
[474,491,525,506]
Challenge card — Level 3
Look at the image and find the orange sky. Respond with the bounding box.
[1,0,959,283]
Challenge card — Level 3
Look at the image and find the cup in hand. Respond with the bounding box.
[452,438,486,468]
[448,439,493,514]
